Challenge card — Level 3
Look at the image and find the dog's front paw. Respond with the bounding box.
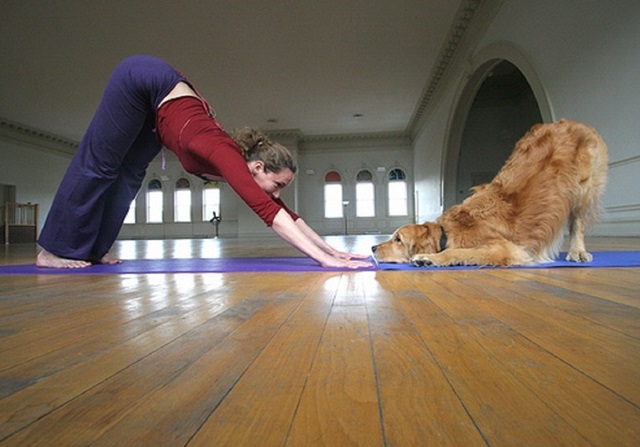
[411,255,434,267]
[566,250,593,263]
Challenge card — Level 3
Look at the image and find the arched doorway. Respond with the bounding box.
[443,60,545,208]
[456,61,542,202]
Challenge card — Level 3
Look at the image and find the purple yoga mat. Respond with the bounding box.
[1,252,638,275]
[0,256,378,275]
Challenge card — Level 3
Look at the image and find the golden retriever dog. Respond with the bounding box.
[372,119,608,267]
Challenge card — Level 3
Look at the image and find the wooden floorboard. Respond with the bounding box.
[0,236,639,446]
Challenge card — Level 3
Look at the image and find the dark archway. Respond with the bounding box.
[455,61,542,203]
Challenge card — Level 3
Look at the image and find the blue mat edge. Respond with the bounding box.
[376,251,640,271]
[0,252,639,275]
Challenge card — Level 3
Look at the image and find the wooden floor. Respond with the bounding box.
[1,236,639,446]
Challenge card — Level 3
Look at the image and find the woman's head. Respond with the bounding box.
[233,127,297,198]
[233,127,297,175]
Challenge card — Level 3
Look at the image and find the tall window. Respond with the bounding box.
[123,197,136,224]
[388,168,408,216]
[324,171,343,218]
[174,177,192,222]
[202,183,221,221]
[356,169,375,217]
[147,179,163,223]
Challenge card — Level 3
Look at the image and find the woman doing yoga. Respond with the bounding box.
[36,55,371,269]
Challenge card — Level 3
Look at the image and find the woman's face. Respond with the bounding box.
[249,161,295,199]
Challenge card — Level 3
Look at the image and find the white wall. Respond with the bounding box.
[298,136,414,235]
[412,95,453,223]
[0,139,70,235]
[5,0,639,241]
[118,134,414,239]
[413,0,640,235]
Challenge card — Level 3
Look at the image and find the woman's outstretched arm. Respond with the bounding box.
[270,209,372,268]
[293,217,370,260]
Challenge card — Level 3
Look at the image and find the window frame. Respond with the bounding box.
[324,170,344,219]
[355,169,375,218]
[387,168,408,217]
[146,179,164,223]
[174,177,192,223]
[202,184,221,222]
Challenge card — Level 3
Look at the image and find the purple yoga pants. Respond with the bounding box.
[38,55,186,261]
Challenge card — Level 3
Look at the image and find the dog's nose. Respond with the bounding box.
[371,245,378,253]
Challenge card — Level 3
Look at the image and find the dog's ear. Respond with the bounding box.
[394,225,419,257]
[409,222,438,254]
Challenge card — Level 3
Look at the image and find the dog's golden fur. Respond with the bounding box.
[372,119,608,266]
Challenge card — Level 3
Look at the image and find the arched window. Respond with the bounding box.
[174,177,192,222]
[324,171,343,218]
[202,182,221,221]
[356,169,375,217]
[147,179,163,223]
[388,168,408,216]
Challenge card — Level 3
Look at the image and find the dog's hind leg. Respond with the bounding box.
[566,216,592,262]
[566,131,608,263]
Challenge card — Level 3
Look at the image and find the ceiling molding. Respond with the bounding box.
[263,128,304,145]
[1,116,412,158]
[0,116,78,157]
[406,0,484,134]
[299,131,411,152]
[265,127,411,148]
[303,131,410,144]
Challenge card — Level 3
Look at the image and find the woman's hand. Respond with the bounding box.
[293,218,372,262]
[330,250,371,261]
[319,254,374,269]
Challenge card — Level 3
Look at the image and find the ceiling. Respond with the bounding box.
[1,1,468,144]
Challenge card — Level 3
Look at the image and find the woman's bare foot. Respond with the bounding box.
[99,254,123,265]
[36,250,92,269]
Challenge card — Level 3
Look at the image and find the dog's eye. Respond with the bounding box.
[394,236,402,243]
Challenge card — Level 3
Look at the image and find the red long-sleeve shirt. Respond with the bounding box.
[156,96,299,226]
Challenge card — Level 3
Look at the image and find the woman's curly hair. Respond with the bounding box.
[232,127,297,174]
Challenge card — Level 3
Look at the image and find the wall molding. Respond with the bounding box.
[407,0,482,134]
[299,131,411,152]
[5,112,639,169]
[0,116,78,157]
[1,115,412,156]
[406,0,506,135]
[264,128,411,150]
[605,203,640,213]
[609,154,640,169]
